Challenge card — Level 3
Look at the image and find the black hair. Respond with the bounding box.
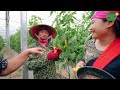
[36,25,51,35]
[102,18,120,38]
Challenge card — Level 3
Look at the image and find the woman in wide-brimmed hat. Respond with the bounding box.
[27,24,62,79]
[75,11,120,79]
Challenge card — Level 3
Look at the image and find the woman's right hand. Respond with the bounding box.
[76,61,86,68]
[72,61,86,73]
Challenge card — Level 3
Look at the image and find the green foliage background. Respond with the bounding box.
[0,35,5,51]
[50,11,95,66]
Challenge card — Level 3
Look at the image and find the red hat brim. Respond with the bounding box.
[29,24,57,40]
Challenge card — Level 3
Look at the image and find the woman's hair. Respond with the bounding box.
[36,25,51,35]
[102,17,120,38]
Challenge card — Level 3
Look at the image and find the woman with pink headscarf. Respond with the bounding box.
[76,11,120,79]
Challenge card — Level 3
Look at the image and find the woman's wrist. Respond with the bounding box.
[23,49,31,55]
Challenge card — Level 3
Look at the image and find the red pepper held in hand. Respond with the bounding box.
[47,47,62,61]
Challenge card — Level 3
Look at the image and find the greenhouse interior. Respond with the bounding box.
[0,11,97,79]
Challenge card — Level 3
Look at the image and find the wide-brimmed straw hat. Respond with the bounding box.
[29,24,57,40]
[77,66,115,79]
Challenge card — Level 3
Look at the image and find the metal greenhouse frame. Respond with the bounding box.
[5,11,28,79]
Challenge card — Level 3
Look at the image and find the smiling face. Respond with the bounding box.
[89,18,109,39]
[37,30,50,40]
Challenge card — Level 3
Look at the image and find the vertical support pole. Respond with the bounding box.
[20,11,28,79]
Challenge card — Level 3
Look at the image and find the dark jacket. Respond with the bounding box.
[86,55,120,79]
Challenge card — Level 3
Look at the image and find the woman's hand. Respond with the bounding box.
[27,47,45,54]
[76,61,86,68]
[72,60,86,73]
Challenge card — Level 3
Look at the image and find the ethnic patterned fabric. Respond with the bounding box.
[0,53,8,74]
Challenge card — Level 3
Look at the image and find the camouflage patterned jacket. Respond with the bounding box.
[84,39,103,62]
[26,39,58,79]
